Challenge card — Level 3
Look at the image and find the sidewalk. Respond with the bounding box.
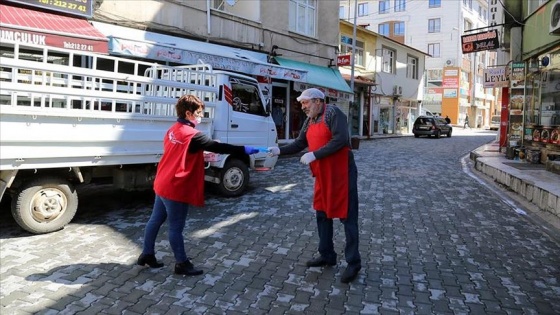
[469,139,560,229]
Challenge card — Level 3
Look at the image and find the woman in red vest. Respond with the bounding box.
[137,94,258,276]
[268,88,361,283]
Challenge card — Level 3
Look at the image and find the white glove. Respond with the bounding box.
[268,147,280,156]
[300,152,316,165]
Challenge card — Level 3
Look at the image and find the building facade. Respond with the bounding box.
[339,0,499,128]
[339,20,427,136]
[0,0,353,143]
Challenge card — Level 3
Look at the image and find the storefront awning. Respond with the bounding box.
[274,57,354,96]
[0,4,108,53]
[342,74,376,86]
[91,22,307,82]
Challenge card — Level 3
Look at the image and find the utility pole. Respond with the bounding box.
[348,0,357,136]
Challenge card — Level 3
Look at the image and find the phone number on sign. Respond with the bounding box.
[63,41,94,52]
[37,0,89,13]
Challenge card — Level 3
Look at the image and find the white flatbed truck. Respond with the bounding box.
[0,41,278,234]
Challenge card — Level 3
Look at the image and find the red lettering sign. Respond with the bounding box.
[337,54,352,66]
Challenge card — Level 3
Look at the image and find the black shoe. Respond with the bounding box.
[340,264,361,283]
[306,256,337,267]
[137,254,164,268]
[175,260,203,276]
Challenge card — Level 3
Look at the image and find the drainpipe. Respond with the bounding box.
[207,0,211,35]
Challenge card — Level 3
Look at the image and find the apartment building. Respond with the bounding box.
[339,20,428,136]
[340,0,498,128]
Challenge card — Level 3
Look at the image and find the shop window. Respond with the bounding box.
[231,81,267,117]
[212,0,260,21]
[289,0,316,37]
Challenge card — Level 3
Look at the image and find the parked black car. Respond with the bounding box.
[412,116,452,138]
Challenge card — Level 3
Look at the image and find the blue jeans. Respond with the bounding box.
[142,195,189,262]
[316,154,361,266]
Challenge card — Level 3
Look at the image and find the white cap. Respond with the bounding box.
[296,88,325,102]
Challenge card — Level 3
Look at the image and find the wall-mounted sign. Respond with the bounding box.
[483,67,509,88]
[337,54,352,66]
[5,0,93,18]
[461,29,499,54]
[443,89,458,98]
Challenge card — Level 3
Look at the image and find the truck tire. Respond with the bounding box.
[11,176,78,234]
[215,159,249,197]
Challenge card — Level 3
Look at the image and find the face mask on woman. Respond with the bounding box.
[191,116,202,125]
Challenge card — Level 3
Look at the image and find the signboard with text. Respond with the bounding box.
[337,54,351,66]
[461,30,499,54]
[5,0,93,18]
[483,67,508,88]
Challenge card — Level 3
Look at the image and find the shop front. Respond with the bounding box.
[520,52,560,162]
[0,4,108,54]
[273,57,353,142]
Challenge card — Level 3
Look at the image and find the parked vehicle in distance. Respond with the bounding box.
[489,115,500,130]
[412,116,453,138]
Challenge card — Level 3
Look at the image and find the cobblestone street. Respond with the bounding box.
[1,132,559,314]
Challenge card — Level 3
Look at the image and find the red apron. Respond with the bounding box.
[307,106,349,219]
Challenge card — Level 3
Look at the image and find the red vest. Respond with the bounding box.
[153,122,205,206]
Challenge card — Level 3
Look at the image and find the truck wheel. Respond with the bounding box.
[215,159,249,197]
[11,177,78,234]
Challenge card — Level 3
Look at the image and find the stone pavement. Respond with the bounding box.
[1,130,559,314]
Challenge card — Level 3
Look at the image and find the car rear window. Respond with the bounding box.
[417,118,433,124]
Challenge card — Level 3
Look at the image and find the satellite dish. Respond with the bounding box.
[226,0,238,5]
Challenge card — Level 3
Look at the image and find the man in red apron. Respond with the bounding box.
[268,88,361,283]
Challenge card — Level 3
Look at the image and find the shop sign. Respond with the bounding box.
[483,67,508,88]
[5,0,93,18]
[510,62,525,88]
[0,26,107,53]
[337,54,352,66]
[443,89,458,98]
[109,38,308,82]
[461,29,499,54]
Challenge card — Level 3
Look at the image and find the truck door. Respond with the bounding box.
[226,79,275,146]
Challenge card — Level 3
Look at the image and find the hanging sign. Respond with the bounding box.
[337,54,352,66]
[461,30,499,54]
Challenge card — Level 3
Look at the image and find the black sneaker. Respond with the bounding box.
[305,256,337,267]
[340,264,361,283]
[174,260,203,276]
